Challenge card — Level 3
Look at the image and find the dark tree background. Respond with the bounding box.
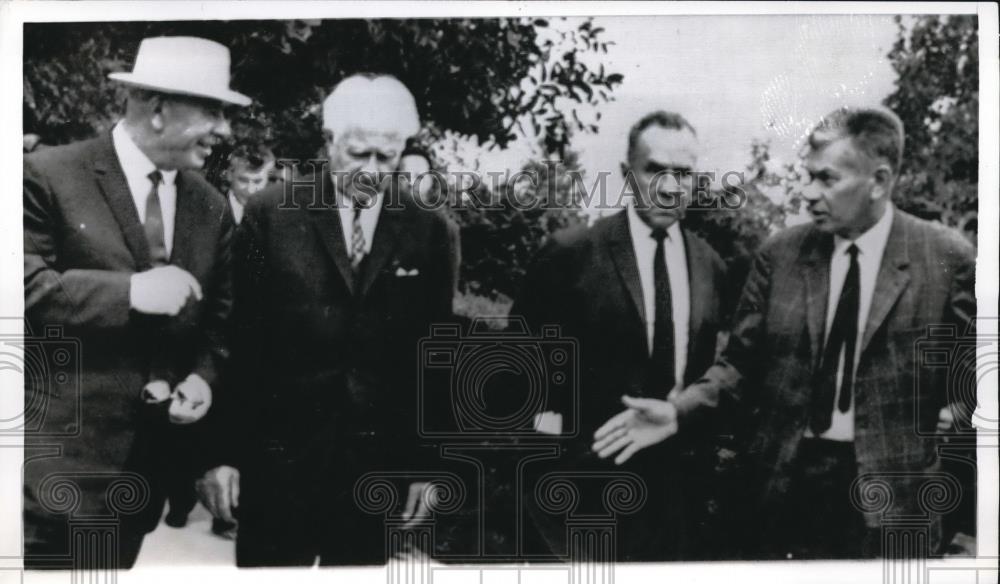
[24,19,620,163]
[885,14,979,236]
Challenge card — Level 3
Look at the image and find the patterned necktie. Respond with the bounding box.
[350,197,366,272]
[811,243,861,434]
[645,227,676,397]
[145,170,168,266]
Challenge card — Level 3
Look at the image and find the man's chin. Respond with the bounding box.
[644,213,680,229]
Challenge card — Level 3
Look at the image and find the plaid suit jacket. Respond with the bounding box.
[672,208,976,535]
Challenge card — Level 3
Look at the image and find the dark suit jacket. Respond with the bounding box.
[509,210,729,560]
[22,133,233,532]
[215,172,455,498]
[673,209,977,540]
[512,210,729,444]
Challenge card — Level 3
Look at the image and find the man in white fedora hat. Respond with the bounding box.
[23,36,250,569]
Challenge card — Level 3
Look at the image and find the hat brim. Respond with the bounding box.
[109,72,252,107]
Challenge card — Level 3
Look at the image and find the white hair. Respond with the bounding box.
[321,74,420,141]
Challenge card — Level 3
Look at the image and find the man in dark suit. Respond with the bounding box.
[197,74,455,567]
[596,107,976,558]
[512,111,729,561]
[398,141,462,296]
[23,36,249,568]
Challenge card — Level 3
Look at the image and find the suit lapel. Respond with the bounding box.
[682,229,708,377]
[170,172,199,272]
[605,211,646,323]
[91,133,152,270]
[310,174,355,293]
[799,230,834,363]
[860,212,911,354]
[357,203,404,297]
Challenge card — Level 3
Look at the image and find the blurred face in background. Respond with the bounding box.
[399,153,434,201]
[325,125,405,205]
[624,125,698,230]
[228,160,274,204]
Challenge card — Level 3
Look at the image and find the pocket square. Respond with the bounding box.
[395,267,420,277]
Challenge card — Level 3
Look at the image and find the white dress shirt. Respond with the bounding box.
[111,122,178,256]
[228,192,245,225]
[809,203,894,442]
[626,203,691,395]
[337,190,384,258]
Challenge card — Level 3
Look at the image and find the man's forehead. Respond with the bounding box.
[400,154,431,169]
[635,125,699,163]
[804,135,865,171]
[232,163,273,177]
[336,126,406,147]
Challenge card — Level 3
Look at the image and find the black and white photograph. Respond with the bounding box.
[1,2,997,583]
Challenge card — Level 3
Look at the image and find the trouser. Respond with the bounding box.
[234,435,402,567]
[523,439,694,563]
[761,438,878,559]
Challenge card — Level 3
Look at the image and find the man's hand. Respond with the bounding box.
[130,265,203,316]
[168,373,212,424]
[937,405,956,433]
[592,395,679,465]
[197,465,240,524]
[401,481,438,529]
[140,379,172,404]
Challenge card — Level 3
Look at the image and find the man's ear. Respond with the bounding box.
[870,163,894,200]
[149,94,166,132]
[620,161,630,178]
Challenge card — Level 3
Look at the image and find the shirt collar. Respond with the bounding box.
[228,191,244,210]
[833,203,894,259]
[626,199,683,244]
[111,122,178,186]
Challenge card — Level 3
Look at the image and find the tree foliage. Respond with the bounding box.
[24,18,621,165]
[884,15,978,236]
[453,147,589,299]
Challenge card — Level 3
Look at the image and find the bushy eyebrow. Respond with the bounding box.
[644,160,692,173]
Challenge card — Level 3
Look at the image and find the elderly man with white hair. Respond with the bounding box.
[197,74,456,567]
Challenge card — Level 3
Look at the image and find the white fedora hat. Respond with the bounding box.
[109,36,251,106]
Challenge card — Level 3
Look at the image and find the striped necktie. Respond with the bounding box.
[145,170,168,266]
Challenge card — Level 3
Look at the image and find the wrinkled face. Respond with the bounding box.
[399,153,433,200]
[625,126,698,230]
[325,126,405,204]
[801,135,882,239]
[229,162,274,202]
[155,96,232,170]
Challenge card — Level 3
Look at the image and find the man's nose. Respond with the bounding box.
[213,116,232,139]
[654,174,687,206]
[801,181,823,202]
[360,153,381,175]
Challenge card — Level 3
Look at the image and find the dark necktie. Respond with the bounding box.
[810,243,860,434]
[145,170,168,266]
[645,227,676,397]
